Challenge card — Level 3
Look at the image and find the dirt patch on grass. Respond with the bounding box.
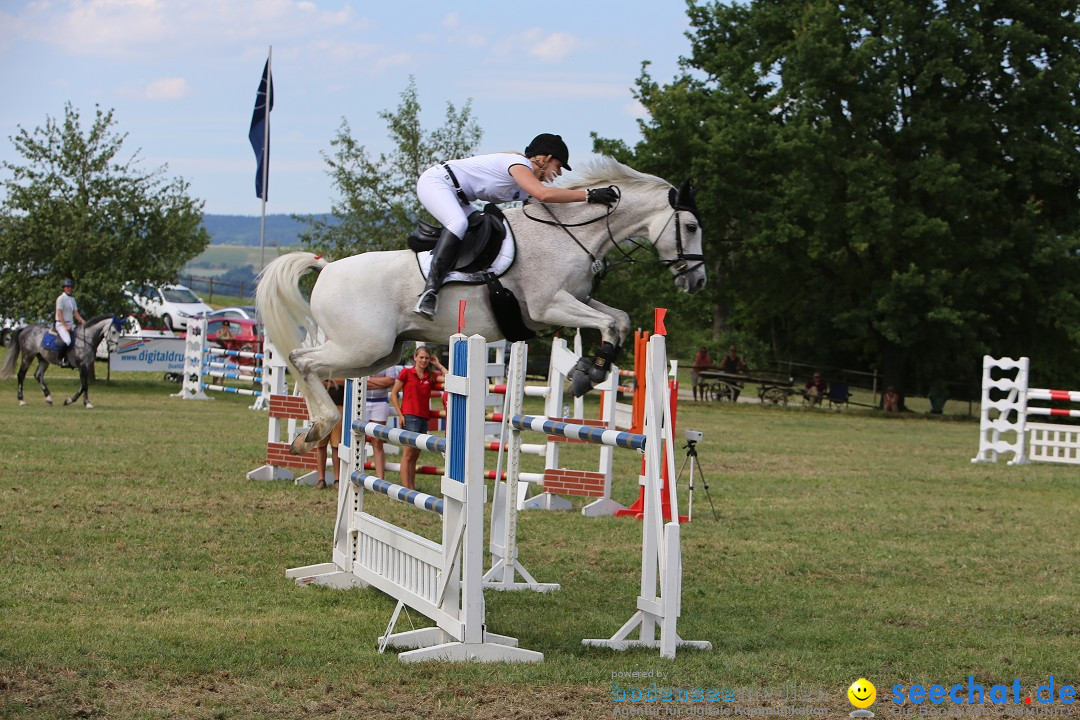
[1,669,612,719]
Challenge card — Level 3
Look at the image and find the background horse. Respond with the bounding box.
[257,157,707,454]
[0,314,123,408]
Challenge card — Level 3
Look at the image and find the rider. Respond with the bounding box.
[55,278,85,367]
[413,133,618,319]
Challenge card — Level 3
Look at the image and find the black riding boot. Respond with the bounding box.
[414,228,462,319]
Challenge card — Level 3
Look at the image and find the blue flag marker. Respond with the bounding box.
[248,60,274,200]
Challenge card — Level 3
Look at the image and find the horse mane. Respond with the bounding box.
[560,156,671,193]
[85,313,115,326]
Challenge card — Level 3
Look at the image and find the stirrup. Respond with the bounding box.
[414,289,439,319]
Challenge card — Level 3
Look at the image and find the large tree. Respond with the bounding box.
[0,103,208,321]
[597,0,1080,392]
[300,77,482,259]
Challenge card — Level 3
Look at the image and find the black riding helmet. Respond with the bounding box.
[524,133,571,171]
[62,278,74,288]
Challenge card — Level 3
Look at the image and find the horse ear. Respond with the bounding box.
[674,179,700,220]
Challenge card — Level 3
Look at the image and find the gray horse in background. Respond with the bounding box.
[0,314,123,408]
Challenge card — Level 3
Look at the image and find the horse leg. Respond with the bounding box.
[16,357,31,406]
[288,340,403,455]
[529,290,628,396]
[32,359,54,405]
[64,367,89,407]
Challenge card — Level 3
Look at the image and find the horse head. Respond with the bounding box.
[658,179,706,294]
[562,158,707,295]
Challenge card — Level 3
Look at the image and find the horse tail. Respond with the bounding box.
[0,327,24,379]
[255,252,329,377]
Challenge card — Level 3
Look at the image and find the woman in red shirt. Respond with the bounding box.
[390,346,445,489]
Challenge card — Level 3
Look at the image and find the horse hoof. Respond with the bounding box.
[85,403,94,409]
[46,397,53,405]
[63,398,72,406]
[19,400,26,407]
[570,370,594,397]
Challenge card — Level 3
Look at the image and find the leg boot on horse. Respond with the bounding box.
[414,228,462,319]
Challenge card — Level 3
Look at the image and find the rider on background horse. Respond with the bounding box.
[413,132,618,319]
[55,278,84,368]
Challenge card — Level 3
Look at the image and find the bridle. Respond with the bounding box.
[521,181,704,278]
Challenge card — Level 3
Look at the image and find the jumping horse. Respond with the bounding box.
[257,157,707,454]
[0,314,124,408]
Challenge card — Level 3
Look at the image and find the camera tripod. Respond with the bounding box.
[677,439,717,521]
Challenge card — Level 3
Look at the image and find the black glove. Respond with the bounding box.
[586,186,618,207]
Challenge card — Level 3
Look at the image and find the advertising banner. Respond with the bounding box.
[109,335,187,373]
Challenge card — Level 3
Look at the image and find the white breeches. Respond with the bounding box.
[417,166,471,238]
[55,322,71,345]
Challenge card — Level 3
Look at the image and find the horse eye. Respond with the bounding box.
[686,223,698,233]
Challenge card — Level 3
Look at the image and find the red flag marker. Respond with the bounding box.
[654,308,668,336]
[457,300,467,334]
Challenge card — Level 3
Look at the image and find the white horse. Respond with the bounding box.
[257,157,707,454]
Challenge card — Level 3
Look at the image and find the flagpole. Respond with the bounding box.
[259,45,272,272]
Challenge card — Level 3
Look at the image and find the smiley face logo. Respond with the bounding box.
[848,679,876,708]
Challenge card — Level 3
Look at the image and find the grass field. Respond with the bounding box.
[1,367,1077,719]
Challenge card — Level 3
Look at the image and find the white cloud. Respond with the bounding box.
[624,99,648,118]
[442,11,458,28]
[492,28,579,63]
[143,76,191,100]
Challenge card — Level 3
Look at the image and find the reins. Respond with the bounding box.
[521,185,704,278]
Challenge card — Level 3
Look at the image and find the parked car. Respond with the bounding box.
[124,283,212,330]
[206,317,262,364]
[205,306,258,321]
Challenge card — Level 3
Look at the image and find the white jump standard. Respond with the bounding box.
[972,355,1080,465]
[286,333,542,663]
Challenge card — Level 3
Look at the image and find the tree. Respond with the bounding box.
[0,103,208,321]
[300,77,482,259]
[596,0,1080,391]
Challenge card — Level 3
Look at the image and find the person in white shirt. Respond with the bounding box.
[55,278,85,365]
[413,133,618,319]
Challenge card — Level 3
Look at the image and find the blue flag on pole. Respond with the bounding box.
[249,60,274,200]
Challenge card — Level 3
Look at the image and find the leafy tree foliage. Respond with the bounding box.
[300,77,482,259]
[597,0,1080,391]
[0,104,208,321]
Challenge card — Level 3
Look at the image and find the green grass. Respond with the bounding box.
[186,245,300,276]
[0,370,1077,719]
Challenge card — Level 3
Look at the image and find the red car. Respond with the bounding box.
[206,317,262,364]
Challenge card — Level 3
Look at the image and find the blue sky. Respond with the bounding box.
[0,1,694,215]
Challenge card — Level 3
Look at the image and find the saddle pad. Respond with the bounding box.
[42,331,65,352]
[417,219,516,283]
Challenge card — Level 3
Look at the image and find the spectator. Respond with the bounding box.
[365,367,401,479]
[691,346,713,401]
[314,377,347,490]
[804,372,829,406]
[883,386,900,413]
[390,346,445,490]
[717,345,748,401]
[216,320,235,341]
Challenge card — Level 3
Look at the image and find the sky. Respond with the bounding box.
[0,0,695,216]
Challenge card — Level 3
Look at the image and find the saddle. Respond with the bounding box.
[41,330,67,353]
[407,203,534,341]
[42,329,73,367]
[407,204,515,282]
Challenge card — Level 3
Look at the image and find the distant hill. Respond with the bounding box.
[201,213,338,246]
